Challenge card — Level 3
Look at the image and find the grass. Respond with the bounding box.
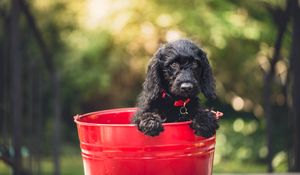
[214,159,266,173]
[0,153,267,175]
[41,155,84,175]
[0,161,11,174]
[0,155,84,175]
[0,115,288,174]
[0,117,278,175]
[0,136,270,175]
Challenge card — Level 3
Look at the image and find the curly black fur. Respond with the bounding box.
[132,39,219,137]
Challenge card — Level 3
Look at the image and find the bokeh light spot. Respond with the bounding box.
[231,96,244,111]
[233,118,245,132]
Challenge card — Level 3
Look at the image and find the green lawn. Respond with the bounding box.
[0,161,11,174]
[214,160,266,173]
[0,154,84,175]
[41,155,84,175]
[0,153,267,175]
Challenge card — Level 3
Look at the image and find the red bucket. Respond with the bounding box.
[74,108,216,175]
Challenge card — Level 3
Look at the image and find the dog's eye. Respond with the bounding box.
[170,62,179,69]
[192,61,198,68]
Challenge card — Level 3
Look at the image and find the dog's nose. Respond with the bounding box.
[180,83,193,92]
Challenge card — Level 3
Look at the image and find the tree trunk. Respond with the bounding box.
[9,0,23,174]
[35,73,42,174]
[1,4,12,170]
[19,1,62,174]
[290,0,300,171]
[0,6,9,145]
[263,0,291,172]
[0,13,4,141]
[52,72,62,175]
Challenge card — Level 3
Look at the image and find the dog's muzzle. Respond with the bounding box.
[180,82,193,92]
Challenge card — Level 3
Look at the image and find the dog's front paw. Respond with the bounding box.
[190,112,219,138]
[138,113,164,137]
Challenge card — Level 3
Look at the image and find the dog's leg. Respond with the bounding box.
[190,110,219,138]
[133,112,164,136]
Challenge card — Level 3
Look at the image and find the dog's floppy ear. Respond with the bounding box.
[142,48,164,102]
[199,53,216,100]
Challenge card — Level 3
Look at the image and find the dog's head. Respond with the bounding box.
[143,39,216,101]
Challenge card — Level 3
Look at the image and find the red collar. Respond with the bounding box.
[162,90,191,107]
[174,98,191,107]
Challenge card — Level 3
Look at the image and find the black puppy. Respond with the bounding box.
[132,39,219,137]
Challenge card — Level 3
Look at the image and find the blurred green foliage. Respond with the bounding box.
[0,0,292,173]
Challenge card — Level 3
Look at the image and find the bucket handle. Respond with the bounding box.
[211,110,223,120]
[74,114,82,120]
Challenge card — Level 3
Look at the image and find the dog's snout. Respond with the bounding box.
[180,82,193,92]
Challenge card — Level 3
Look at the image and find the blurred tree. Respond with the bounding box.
[9,0,23,174]
[17,0,63,174]
[1,0,83,174]
[290,0,300,171]
[18,1,63,173]
[263,0,291,172]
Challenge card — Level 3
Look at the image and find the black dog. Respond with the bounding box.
[132,39,219,137]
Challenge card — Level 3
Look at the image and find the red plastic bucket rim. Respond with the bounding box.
[74,107,192,127]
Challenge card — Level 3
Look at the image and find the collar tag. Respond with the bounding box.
[180,106,188,115]
[161,90,191,115]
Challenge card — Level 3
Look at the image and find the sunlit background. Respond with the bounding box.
[0,0,298,174]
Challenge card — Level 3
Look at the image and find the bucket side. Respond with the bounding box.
[74,108,216,175]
